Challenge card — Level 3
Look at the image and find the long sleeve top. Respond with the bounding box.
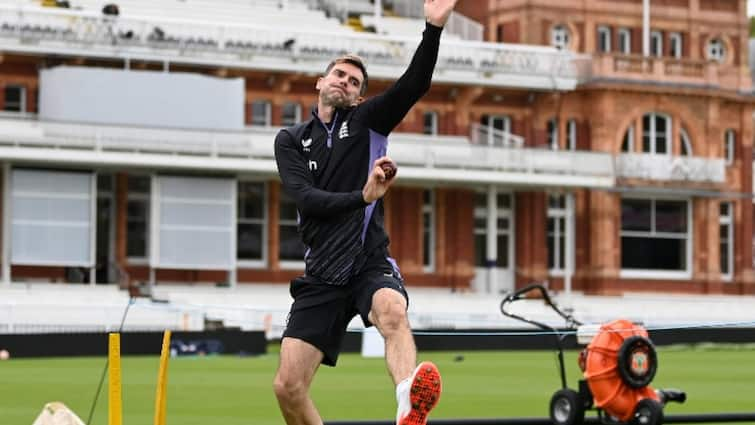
[274,22,442,285]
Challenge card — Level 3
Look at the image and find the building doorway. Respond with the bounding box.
[473,187,514,294]
[96,173,115,284]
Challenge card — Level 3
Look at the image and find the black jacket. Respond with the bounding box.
[274,22,442,285]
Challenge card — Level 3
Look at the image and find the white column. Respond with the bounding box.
[229,179,238,289]
[89,172,97,286]
[228,268,237,288]
[2,163,10,285]
[149,174,158,291]
[564,193,575,304]
[642,0,650,56]
[486,185,497,293]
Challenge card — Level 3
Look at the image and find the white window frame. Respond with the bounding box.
[547,118,559,150]
[724,129,736,165]
[251,100,272,127]
[126,174,151,264]
[719,202,733,281]
[150,176,236,272]
[236,180,268,268]
[551,25,570,50]
[619,196,692,280]
[707,38,726,62]
[9,169,96,268]
[597,26,612,53]
[423,111,439,136]
[97,173,116,283]
[491,115,511,134]
[618,28,632,54]
[547,193,574,276]
[669,32,683,59]
[278,190,305,269]
[566,119,577,151]
[482,115,512,146]
[4,84,26,112]
[473,190,513,270]
[422,189,435,273]
[281,102,301,127]
[642,112,671,155]
[650,30,663,57]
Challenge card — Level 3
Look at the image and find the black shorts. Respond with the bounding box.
[282,253,408,366]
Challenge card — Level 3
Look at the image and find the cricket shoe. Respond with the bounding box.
[396,361,442,425]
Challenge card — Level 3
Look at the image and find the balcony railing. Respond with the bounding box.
[586,54,751,92]
[388,138,614,180]
[616,153,725,183]
[0,113,732,187]
[0,113,614,188]
[0,4,580,90]
[0,116,277,158]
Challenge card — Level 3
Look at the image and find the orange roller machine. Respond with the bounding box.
[501,284,686,425]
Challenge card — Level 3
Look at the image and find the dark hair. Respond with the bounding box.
[324,54,368,96]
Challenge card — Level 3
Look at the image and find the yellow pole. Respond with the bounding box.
[153,330,172,425]
[108,333,122,425]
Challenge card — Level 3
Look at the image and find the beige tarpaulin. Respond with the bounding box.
[31,402,85,425]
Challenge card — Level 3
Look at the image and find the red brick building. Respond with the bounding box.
[0,0,752,295]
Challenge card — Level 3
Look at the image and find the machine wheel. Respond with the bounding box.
[633,398,664,425]
[550,389,586,425]
[617,336,657,388]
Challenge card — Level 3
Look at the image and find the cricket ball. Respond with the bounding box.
[382,163,397,179]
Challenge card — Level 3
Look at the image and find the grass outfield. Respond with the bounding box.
[1,346,754,425]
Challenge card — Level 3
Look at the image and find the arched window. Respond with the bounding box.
[622,114,691,156]
[707,38,726,63]
[567,119,578,151]
[423,111,439,135]
[597,26,611,53]
[650,30,663,57]
[724,129,736,164]
[618,28,632,54]
[551,25,570,50]
[669,32,683,59]
[547,118,558,150]
[642,113,671,154]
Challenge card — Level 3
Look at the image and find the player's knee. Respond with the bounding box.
[375,302,409,335]
[273,373,307,404]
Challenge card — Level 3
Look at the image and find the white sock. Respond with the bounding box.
[396,377,411,402]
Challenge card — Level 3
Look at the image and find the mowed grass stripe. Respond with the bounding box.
[0,347,753,425]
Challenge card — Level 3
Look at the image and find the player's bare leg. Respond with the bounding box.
[273,337,325,425]
[369,288,442,425]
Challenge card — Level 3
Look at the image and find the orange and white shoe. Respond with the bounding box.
[396,361,442,425]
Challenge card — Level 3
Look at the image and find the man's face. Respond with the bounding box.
[316,62,364,108]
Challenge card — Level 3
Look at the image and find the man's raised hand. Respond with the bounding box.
[424,0,460,28]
